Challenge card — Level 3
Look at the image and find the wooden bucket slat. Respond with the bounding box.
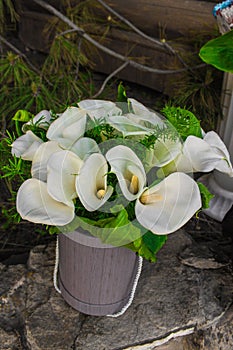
[58,232,139,316]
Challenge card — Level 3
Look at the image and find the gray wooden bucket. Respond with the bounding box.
[58,229,139,316]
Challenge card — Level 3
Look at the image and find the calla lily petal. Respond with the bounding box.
[156,153,193,178]
[204,131,233,175]
[78,99,122,120]
[70,137,100,160]
[128,98,164,127]
[22,110,52,132]
[16,178,74,226]
[108,115,153,137]
[106,145,146,201]
[11,131,43,161]
[46,106,87,148]
[31,141,61,181]
[76,153,113,211]
[135,172,202,234]
[47,150,83,206]
[146,137,183,169]
[183,134,232,174]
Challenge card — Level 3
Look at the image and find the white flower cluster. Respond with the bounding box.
[11,99,233,235]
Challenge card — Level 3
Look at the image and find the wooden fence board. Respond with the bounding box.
[17,0,217,93]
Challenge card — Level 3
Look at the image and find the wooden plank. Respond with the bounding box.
[18,11,56,52]
[17,1,216,94]
[15,0,61,13]
[88,27,187,93]
[102,0,216,38]
[18,0,216,38]
[18,11,187,93]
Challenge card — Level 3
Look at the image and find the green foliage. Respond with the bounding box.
[167,66,223,130]
[126,231,167,263]
[161,106,202,140]
[197,182,214,209]
[71,204,167,261]
[165,28,223,131]
[117,82,128,103]
[0,131,31,226]
[13,110,34,123]
[0,0,18,34]
[0,1,108,131]
[77,207,140,245]
[0,53,62,128]
[199,30,233,73]
[0,131,31,182]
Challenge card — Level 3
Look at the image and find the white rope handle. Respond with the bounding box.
[107,255,143,317]
[53,236,143,317]
[53,237,61,294]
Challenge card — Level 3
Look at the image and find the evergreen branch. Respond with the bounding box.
[0,35,52,86]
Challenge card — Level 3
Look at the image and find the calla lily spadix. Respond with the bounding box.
[16,178,75,226]
[47,150,83,207]
[70,137,100,160]
[31,141,61,181]
[46,106,87,149]
[11,130,43,161]
[135,172,202,234]
[106,145,147,201]
[76,153,113,211]
[78,99,122,120]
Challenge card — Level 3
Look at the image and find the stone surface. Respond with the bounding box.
[0,230,232,350]
[0,327,20,350]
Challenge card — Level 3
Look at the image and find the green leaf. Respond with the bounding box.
[117,82,127,102]
[59,205,168,262]
[161,106,202,140]
[126,231,167,262]
[13,109,34,122]
[197,182,214,209]
[75,206,143,247]
[142,231,167,255]
[199,30,233,73]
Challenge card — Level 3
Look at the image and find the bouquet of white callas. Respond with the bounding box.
[11,98,233,261]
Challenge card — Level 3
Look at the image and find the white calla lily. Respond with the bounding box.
[76,153,113,211]
[31,141,61,181]
[46,106,87,148]
[183,131,233,175]
[106,145,146,201]
[128,98,164,127]
[108,115,153,137]
[156,151,194,178]
[11,131,43,161]
[145,137,183,169]
[47,150,83,206]
[78,99,122,120]
[203,131,233,175]
[70,137,100,160]
[135,172,202,234]
[22,110,52,132]
[16,178,74,225]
